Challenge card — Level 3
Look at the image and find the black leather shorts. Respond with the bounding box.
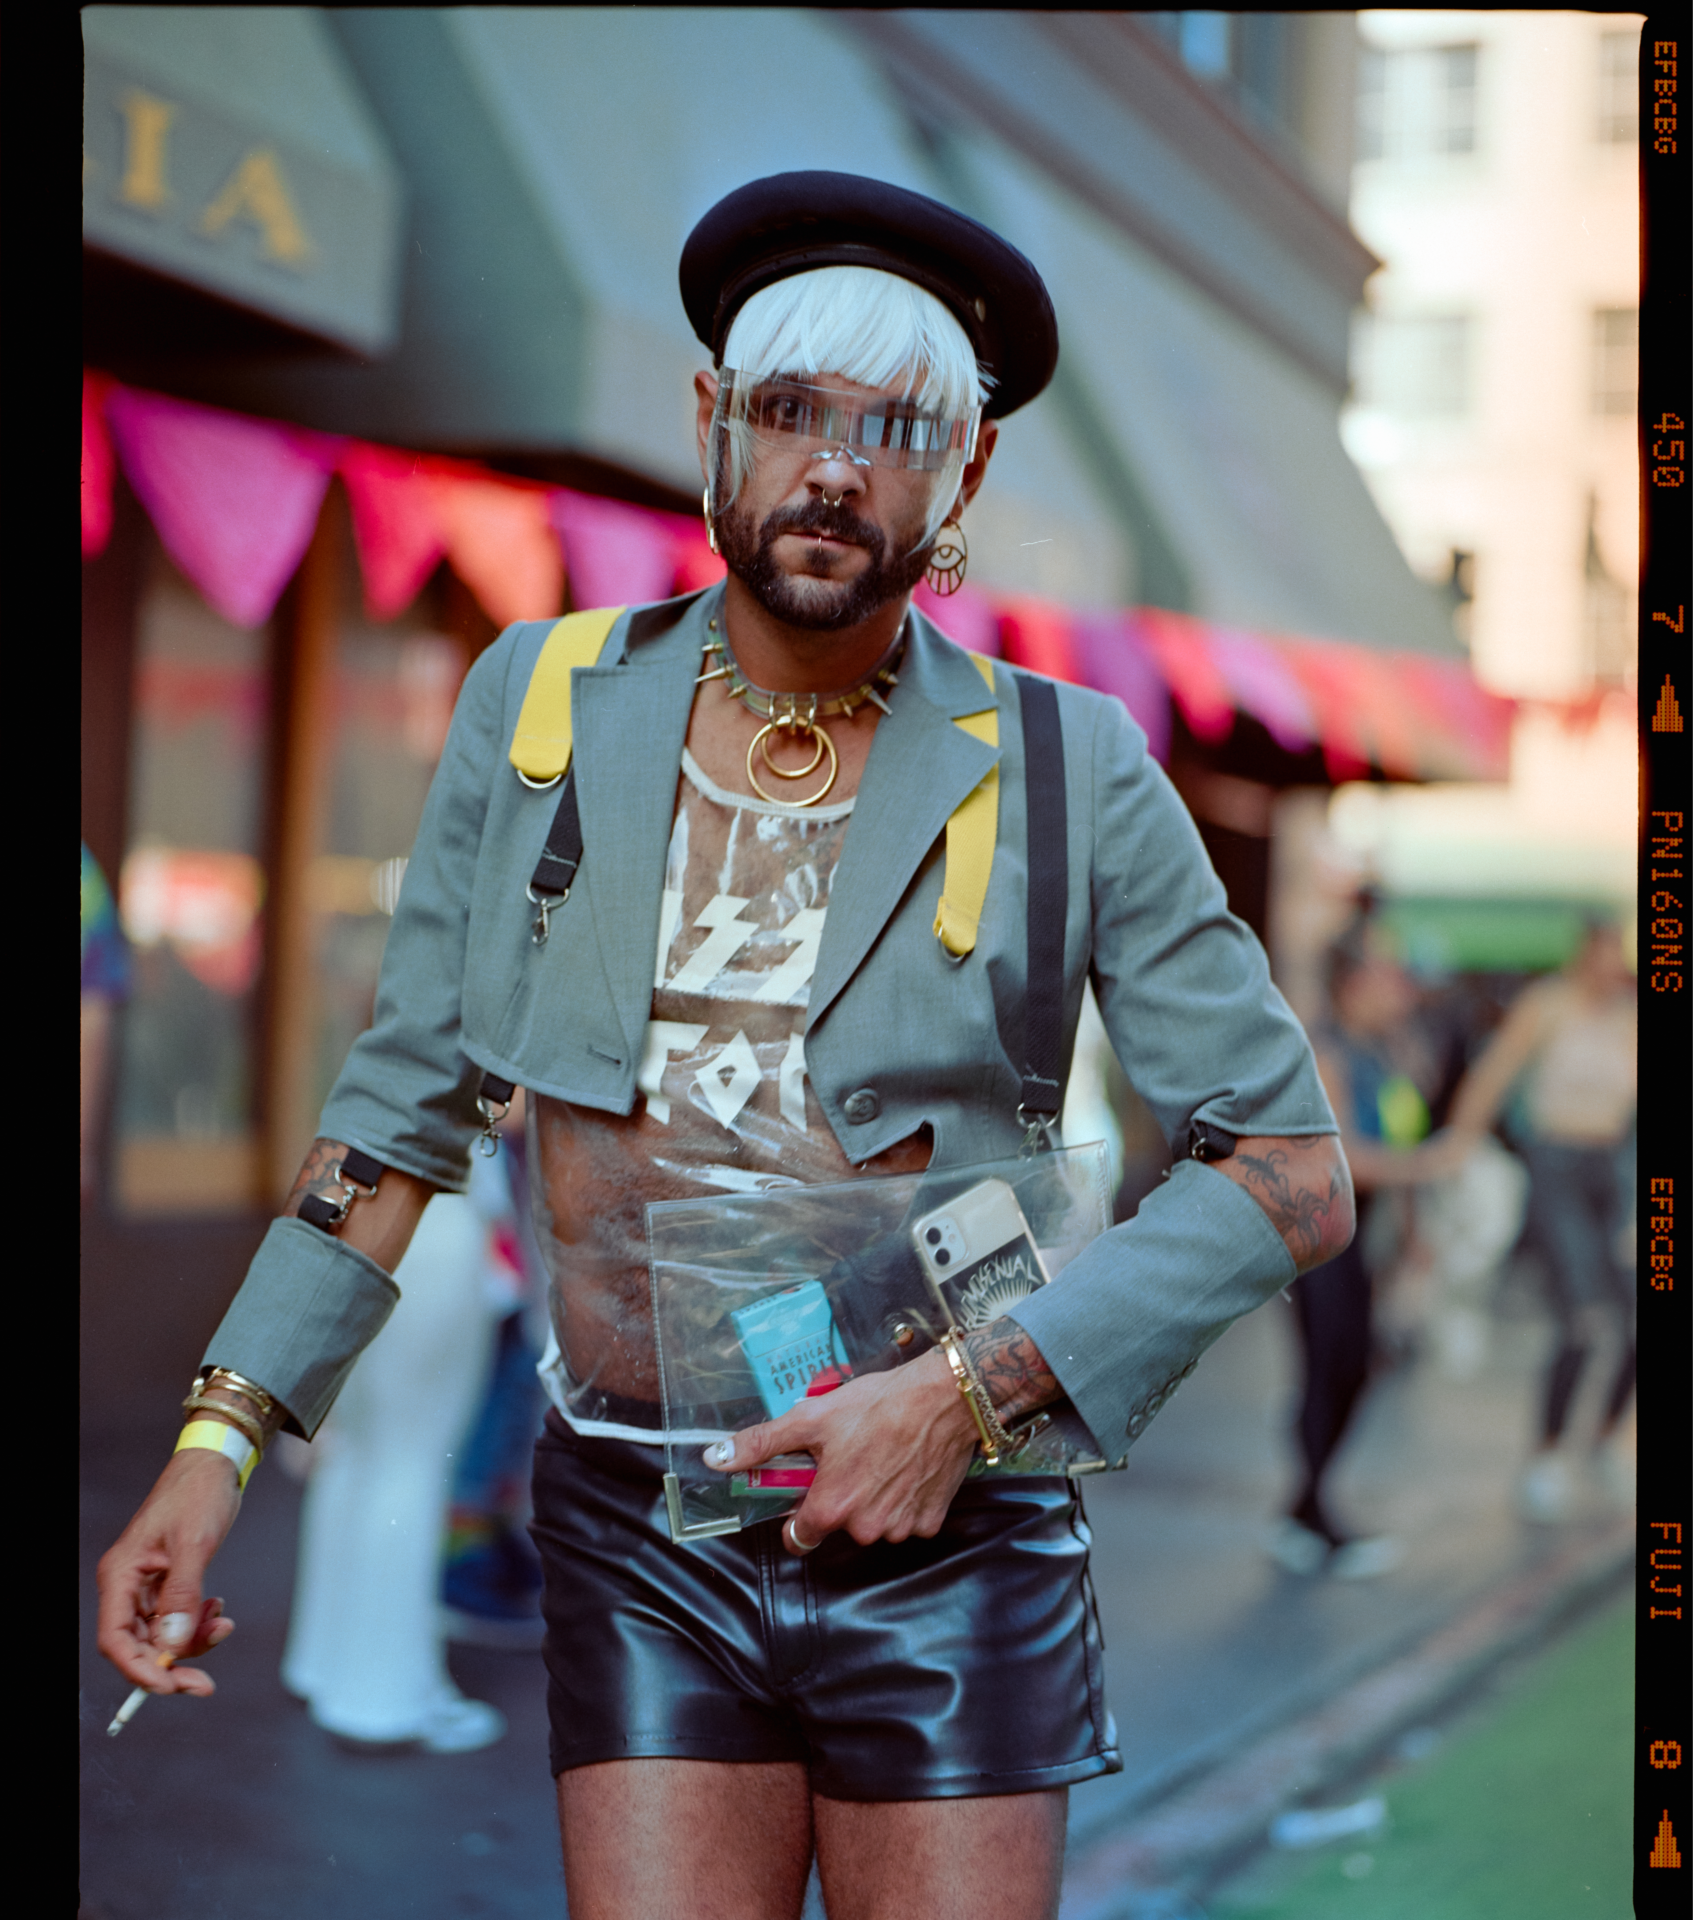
[530,1411,1121,1799]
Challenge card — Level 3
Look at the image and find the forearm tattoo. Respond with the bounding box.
[962,1320,1061,1426]
[282,1138,352,1218]
[1220,1140,1351,1273]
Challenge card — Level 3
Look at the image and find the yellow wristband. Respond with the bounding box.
[175,1418,259,1490]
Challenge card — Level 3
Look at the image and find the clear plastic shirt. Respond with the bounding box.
[530,750,930,1440]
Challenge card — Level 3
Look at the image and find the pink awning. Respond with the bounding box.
[84,370,1513,783]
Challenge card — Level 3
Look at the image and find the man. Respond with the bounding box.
[98,173,1351,1920]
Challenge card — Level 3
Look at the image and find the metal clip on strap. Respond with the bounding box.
[298,1147,385,1233]
[1188,1120,1237,1163]
[476,1072,516,1156]
[527,769,584,945]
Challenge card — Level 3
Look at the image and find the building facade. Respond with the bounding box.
[83,8,1471,1392]
[1306,10,1642,983]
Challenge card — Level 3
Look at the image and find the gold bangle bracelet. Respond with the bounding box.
[197,1367,279,1423]
[937,1328,1017,1465]
[180,1395,268,1455]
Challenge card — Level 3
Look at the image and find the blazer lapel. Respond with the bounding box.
[808,619,1003,1027]
[569,608,706,1059]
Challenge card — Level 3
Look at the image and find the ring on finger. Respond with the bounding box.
[785,1516,820,1555]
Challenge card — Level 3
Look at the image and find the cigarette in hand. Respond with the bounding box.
[106,1685,154,1737]
[107,1658,173,1738]
[107,1624,186,1736]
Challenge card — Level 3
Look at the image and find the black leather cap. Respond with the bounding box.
[680,171,1059,419]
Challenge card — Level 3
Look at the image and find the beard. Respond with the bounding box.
[714,490,933,632]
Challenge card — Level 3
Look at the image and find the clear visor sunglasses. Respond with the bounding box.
[716,370,980,471]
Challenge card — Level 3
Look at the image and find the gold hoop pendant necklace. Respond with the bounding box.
[698,617,905,808]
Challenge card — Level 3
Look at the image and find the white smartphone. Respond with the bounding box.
[909,1178,1052,1331]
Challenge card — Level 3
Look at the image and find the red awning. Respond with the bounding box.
[83,369,1514,785]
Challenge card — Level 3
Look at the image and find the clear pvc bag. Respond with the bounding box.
[648,1144,1114,1542]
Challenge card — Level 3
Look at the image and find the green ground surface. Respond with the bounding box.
[1206,1593,1634,1920]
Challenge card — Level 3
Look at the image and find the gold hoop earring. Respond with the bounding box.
[925,521,968,597]
[702,487,720,558]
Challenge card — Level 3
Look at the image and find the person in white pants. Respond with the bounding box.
[281,1152,513,1751]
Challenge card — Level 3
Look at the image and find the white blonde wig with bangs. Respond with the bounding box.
[711,265,991,549]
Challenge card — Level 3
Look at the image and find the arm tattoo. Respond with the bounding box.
[961,1320,1061,1426]
[1219,1140,1352,1273]
[282,1138,352,1219]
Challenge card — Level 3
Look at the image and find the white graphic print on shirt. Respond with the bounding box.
[528,748,931,1432]
[638,750,854,1185]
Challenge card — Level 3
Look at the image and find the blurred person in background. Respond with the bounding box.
[1269,918,1464,1578]
[1444,918,1637,1521]
[281,1148,516,1751]
[441,1104,550,1650]
[81,843,132,1207]
[1389,961,1529,1382]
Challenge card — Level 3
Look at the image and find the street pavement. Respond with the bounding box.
[79,1269,1633,1920]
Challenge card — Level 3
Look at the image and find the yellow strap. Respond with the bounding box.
[508,606,627,780]
[512,611,996,949]
[934,654,1000,957]
[175,1418,259,1490]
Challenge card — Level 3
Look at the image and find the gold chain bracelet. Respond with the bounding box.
[937,1327,1018,1466]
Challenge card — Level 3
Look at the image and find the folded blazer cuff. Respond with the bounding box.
[201,1218,401,1439]
[1005,1159,1296,1464]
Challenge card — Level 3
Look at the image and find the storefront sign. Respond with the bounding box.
[82,46,401,354]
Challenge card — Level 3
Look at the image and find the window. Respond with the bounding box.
[1583,497,1633,687]
[1432,45,1479,154]
[114,548,272,1214]
[1357,47,1388,162]
[1597,30,1639,144]
[1179,12,1234,81]
[1591,308,1639,417]
[1357,42,1481,161]
[1446,549,1477,649]
[1353,312,1477,420]
[1143,12,1234,79]
[308,613,467,1127]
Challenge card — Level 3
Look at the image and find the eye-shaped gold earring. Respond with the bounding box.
[702,487,720,557]
[924,521,968,596]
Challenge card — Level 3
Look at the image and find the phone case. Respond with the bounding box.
[910,1178,1053,1330]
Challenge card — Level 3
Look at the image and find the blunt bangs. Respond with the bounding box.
[712,267,988,547]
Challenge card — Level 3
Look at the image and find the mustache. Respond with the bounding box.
[761,503,879,550]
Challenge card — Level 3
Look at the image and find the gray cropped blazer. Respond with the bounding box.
[252,582,1337,1455]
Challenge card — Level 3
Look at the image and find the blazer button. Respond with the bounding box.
[843,1088,880,1124]
[1125,1412,1146,1439]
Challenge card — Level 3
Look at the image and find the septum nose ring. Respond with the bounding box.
[815,447,870,513]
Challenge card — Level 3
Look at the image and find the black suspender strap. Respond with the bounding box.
[298,1145,386,1232]
[1015,675,1068,1136]
[526,771,585,944]
[511,653,1072,1140]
